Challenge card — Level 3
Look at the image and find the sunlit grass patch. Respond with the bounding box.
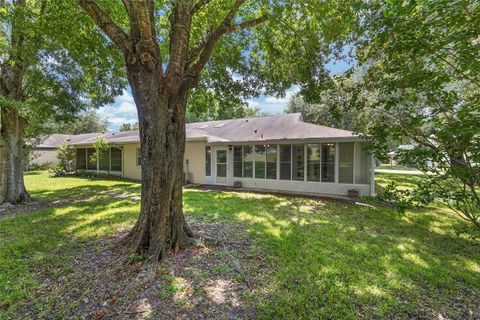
[0,171,478,319]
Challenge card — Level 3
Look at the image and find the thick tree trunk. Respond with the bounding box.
[0,107,29,205]
[125,65,193,264]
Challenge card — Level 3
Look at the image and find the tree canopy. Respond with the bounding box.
[341,0,480,229]
[0,0,125,204]
[53,110,109,135]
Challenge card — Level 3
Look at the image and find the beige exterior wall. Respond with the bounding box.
[123,143,142,180]
[121,141,206,183]
[184,140,206,184]
[29,149,58,166]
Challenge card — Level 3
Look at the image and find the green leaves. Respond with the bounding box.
[90,137,110,166]
[343,0,480,229]
[0,0,125,139]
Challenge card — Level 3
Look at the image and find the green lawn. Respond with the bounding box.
[376,165,418,170]
[0,172,479,319]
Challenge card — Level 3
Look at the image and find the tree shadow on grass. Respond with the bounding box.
[30,183,141,203]
[4,176,479,319]
[24,171,42,176]
[0,194,259,319]
[183,190,480,319]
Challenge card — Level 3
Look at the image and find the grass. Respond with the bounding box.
[1,171,479,319]
[376,165,418,170]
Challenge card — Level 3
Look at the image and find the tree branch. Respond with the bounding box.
[192,0,212,14]
[185,0,268,88]
[165,2,193,86]
[225,15,267,33]
[126,0,156,45]
[76,0,129,53]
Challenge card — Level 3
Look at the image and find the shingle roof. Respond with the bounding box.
[33,132,109,148]
[67,113,360,146]
[34,134,74,149]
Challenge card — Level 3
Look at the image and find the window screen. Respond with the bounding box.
[279,145,291,180]
[233,146,242,178]
[86,148,96,170]
[76,148,86,170]
[266,145,277,179]
[355,143,370,184]
[292,144,304,181]
[243,145,253,178]
[321,143,335,182]
[307,144,320,182]
[254,145,266,179]
[99,150,110,171]
[110,147,122,172]
[339,142,354,183]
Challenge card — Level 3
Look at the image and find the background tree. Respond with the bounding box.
[76,0,358,267]
[286,73,405,149]
[53,110,110,134]
[119,122,139,132]
[0,0,124,205]
[346,0,480,229]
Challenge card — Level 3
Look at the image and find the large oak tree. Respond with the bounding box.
[76,0,356,265]
[0,0,124,205]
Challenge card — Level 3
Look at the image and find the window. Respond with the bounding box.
[266,145,277,179]
[136,148,141,166]
[254,145,266,179]
[321,143,335,182]
[99,150,110,171]
[233,146,242,178]
[279,145,291,180]
[355,143,371,184]
[205,146,211,176]
[110,147,122,172]
[243,145,253,178]
[216,150,227,177]
[307,144,320,181]
[86,148,96,170]
[292,144,304,181]
[76,148,86,170]
[339,142,354,183]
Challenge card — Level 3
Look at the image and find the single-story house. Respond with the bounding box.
[28,133,105,167]
[68,113,375,197]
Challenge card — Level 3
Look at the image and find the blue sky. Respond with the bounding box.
[97,59,353,131]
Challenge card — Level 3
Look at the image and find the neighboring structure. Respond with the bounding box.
[68,113,375,196]
[387,144,415,166]
[29,133,106,167]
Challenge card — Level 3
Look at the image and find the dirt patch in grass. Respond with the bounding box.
[0,200,64,220]
[8,221,264,320]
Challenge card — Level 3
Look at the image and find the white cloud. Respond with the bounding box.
[118,102,136,114]
[96,89,138,130]
[116,89,135,104]
[108,117,137,125]
[96,105,117,118]
[264,86,301,105]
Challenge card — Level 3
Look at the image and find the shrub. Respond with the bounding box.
[49,165,66,177]
[57,142,76,172]
[373,182,414,213]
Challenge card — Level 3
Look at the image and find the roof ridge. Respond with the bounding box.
[187,113,301,126]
